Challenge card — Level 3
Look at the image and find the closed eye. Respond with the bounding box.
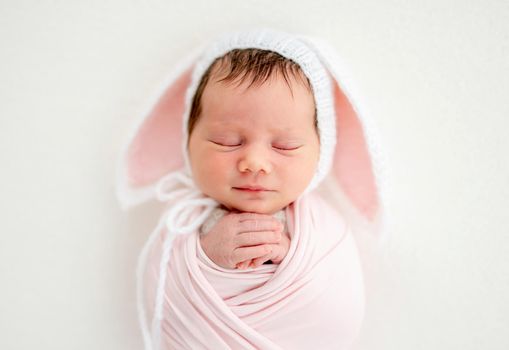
[273,145,302,151]
[209,140,241,147]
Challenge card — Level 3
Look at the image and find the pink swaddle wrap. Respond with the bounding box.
[116,29,388,349]
[143,192,364,349]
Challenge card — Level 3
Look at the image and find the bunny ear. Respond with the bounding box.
[116,54,198,210]
[302,36,388,238]
[332,82,379,222]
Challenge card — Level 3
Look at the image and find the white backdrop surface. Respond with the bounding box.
[1,1,508,349]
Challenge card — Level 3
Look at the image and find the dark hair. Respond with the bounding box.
[187,48,315,138]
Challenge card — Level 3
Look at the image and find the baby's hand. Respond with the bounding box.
[236,231,291,269]
[199,212,283,269]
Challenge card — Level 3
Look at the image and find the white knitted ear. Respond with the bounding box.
[116,46,204,210]
[301,35,389,239]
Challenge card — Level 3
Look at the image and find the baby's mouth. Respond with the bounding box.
[232,185,273,192]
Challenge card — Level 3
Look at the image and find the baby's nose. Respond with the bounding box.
[237,145,273,174]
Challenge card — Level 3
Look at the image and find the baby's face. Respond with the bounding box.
[188,73,319,214]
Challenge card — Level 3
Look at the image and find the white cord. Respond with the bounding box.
[137,169,217,349]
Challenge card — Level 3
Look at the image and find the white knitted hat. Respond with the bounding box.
[180,29,336,194]
[116,28,387,239]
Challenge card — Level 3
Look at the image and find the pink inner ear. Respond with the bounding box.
[333,83,379,221]
[127,67,193,187]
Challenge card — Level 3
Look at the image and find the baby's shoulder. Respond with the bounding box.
[200,207,229,234]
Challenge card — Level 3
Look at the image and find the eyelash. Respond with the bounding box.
[273,145,301,151]
[210,140,301,151]
[211,141,241,147]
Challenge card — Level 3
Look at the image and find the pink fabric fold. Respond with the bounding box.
[144,192,365,349]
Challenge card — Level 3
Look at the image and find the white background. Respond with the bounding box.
[1,1,508,349]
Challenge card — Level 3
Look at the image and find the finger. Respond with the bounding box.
[234,212,275,221]
[235,219,283,233]
[250,253,273,268]
[237,260,252,270]
[265,243,283,263]
[234,231,281,247]
[232,245,272,263]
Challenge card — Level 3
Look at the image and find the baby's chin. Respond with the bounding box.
[220,201,289,215]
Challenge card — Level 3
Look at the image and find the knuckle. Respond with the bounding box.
[229,249,237,262]
[231,234,239,246]
[238,212,254,221]
[227,212,241,222]
[229,256,236,267]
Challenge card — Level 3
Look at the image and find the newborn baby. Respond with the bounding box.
[188,48,318,271]
[118,29,386,350]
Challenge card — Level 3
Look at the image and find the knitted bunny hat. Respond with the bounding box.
[117,28,388,238]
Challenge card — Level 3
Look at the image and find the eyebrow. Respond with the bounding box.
[202,110,315,135]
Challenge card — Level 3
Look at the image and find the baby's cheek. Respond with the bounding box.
[205,153,232,172]
[195,153,231,188]
[278,161,312,193]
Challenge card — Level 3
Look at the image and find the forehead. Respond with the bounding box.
[200,72,316,131]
